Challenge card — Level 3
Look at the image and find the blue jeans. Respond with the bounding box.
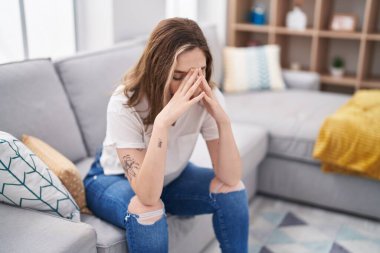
[83,148,249,253]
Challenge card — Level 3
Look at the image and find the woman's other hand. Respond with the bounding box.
[156,68,205,127]
[199,70,230,125]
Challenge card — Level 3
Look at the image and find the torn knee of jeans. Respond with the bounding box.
[127,208,165,225]
[210,179,245,194]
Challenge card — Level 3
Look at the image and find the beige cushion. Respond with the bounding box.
[22,135,92,215]
[223,45,286,92]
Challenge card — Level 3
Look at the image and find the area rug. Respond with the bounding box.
[249,196,380,253]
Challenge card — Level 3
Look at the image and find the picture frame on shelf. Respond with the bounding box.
[330,13,358,32]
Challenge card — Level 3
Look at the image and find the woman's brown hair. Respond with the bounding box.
[121,17,216,127]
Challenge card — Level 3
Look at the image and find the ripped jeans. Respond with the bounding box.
[83,149,249,253]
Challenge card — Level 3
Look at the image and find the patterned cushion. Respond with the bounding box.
[22,134,92,215]
[223,45,286,92]
[0,131,80,222]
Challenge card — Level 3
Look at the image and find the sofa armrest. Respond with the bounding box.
[0,202,97,253]
[282,70,320,90]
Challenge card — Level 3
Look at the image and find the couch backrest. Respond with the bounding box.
[54,39,146,156]
[0,59,87,162]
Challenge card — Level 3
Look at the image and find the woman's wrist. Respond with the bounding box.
[216,113,231,127]
[154,115,171,129]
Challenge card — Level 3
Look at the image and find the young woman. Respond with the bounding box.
[83,17,249,253]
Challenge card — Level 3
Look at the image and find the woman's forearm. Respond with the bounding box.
[216,121,242,186]
[136,121,168,205]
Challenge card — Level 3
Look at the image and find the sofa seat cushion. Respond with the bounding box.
[190,122,267,176]
[81,212,214,253]
[0,203,96,253]
[225,90,350,164]
[54,40,146,157]
[80,214,127,253]
[0,59,87,162]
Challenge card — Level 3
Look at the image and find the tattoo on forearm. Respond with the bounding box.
[136,148,144,152]
[122,155,140,180]
[158,138,163,148]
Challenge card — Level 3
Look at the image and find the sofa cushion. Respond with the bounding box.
[191,122,267,174]
[0,131,80,222]
[0,202,96,253]
[80,214,127,253]
[22,134,92,215]
[223,45,286,92]
[225,90,350,164]
[55,40,146,157]
[0,59,87,162]
[81,211,214,253]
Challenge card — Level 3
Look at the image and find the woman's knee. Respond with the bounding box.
[127,195,165,225]
[209,177,245,194]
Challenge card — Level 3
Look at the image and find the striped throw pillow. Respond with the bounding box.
[223,45,286,92]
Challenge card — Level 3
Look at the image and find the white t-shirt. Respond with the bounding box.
[100,85,226,186]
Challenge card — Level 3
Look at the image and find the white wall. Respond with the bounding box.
[197,0,227,46]
[74,0,228,51]
[166,0,198,20]
[113,0,166,42]
[75,0,114,52]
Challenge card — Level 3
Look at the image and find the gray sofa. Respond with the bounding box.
[1,24,379,253]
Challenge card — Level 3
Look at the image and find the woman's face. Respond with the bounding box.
[170,47,206,98]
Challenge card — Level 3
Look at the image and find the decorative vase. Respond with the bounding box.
[286,6,307,30]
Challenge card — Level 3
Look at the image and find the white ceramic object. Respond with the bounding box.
[286,6,307,30]
[330,67,345,77]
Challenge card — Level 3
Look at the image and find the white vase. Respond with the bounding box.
[286,6,307,30]
[330,67,345,77]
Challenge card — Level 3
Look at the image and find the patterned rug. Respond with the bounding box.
[203,195,380,253]
[249,197,380,253]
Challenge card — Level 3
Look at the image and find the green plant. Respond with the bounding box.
[332,56,345,68]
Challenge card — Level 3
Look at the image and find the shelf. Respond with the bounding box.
[318,30,362,40]
[361,79,380,88]
[228,0,380,94]
[233,31,269,47]
[234,23,271,33]
[320,74,357,87]
[274,27,315,36]
[367,34,380,41]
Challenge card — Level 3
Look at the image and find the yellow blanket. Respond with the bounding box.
[313,90,380,180]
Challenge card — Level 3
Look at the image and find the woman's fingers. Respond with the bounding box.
[203,92,213,102]
[200,75,213,97]
[178,68,194,93]
[180,68,198,95]
[188,91,205,106]
[184,76,203,99]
